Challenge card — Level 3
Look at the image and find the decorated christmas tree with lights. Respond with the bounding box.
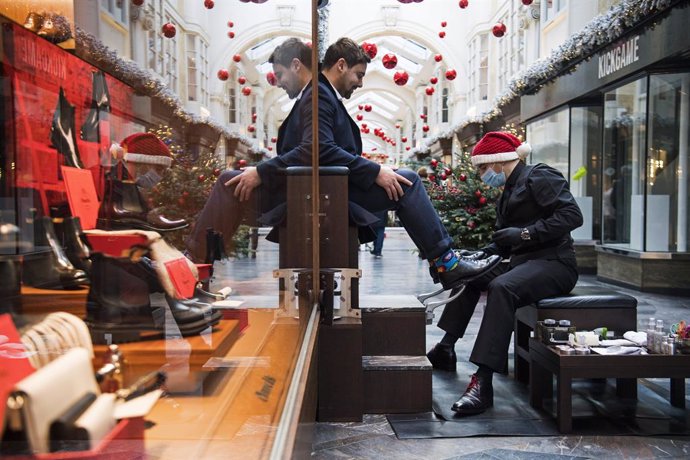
[423,152,501,250]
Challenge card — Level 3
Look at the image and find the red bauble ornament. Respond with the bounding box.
[227,21,234,27]
[266,71,277,86]
[232,54,242,62]
[238,159,247,167]
[217,69,229,81]
[162,22,176,38]
[479,196,487,205]
[364,104,372,112]
[438,31,446,39]
[441,21,447,27]
[474,190,482,197]
[393,71,409,86]
[374,128,381,136]
[405,146,411,151]
[521,0,533,4]
[444,167,452,175]
[198,174,206,182]
[445,69,457,80]
[271,137,277,143]
[430,76,438,84]
[252,113,257,122]
[178,198,185,206]
[468,221,476,230]
[382,53,398,69]
[238,76,247,85]
[440,173,447,180]
[242,86,252,96]
[132,0,144,6]
[227,31,235,39]
[267,146,273,151]
[204,0,214,9]
[363,128,370,134]
[213,168,221,177]
[492,22,506,38]
[401,136,408,143]
[182,191,190,197]
[434,54,443,62]
[422,125,430,133]
[459,173,467,181]
[430,159,439,167]
[420,114,428,120]
[459,0,468,8]
[429,174,436,182]
[356,114,364,121]
[247,124,255,133]
[358,104,364,110]
[361,42,378,59]
[361,123,368,129]
[395,122,401,129]
[425,87,435,96]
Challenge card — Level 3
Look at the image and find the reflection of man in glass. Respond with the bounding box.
[185,38,312,262]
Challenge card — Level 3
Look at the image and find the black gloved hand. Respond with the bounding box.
[491,227,523,246]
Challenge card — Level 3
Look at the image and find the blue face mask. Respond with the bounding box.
[481,167,506,188]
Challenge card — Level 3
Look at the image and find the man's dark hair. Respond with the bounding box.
[268,38,312,70]
[322,37,371,70]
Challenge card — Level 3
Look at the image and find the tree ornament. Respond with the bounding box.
[468,221,476,230]
[441,21,447,27]
[429,174,436,182]
[198,174,206,182]
[382,53,398,69]
[364,104,372,112]
[162,22,176,38]
[521,0,533,4]
[247,124,255,133]
[227,31,235,39]
[434,54,443,62]
[132,0,144,6]
[425,86,435,96]
[361,123,368,129]
[356,114,364,121]
[238,76,247,85]
[363,128,370,134]
[406,146,411,151]
[182,191,190,198]
[358,104,363,110]
[444,167,452,175]
[213,168,221,177]
[266,71,277,86]
[401,136,408,143]
[241,86,252,96]
[217,69,229,81]
[232,54,242,62]
[445,69,457,80]
[374,128,381,136]
[251,113,257,122]
[271,137,277,143]
[395,123,401,129]
[267,146,273,151]
[430,159,438,167]
[238,159,247,167]
[479,196,487,205]
[361,42,378,59]
[459,173,467,181]
[420,113,428,120]
[204,0,214,9]
[422,125,430,133]
[459,0,468,8]
[474,190,482,197]
[227,21,234,27]
[438,31,446,38]
[430,76,438,84]
[393,71,409,86]
[492,22,506,37]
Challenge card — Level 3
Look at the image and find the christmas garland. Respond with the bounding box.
[75,27,267,156]
[411,0,681,155]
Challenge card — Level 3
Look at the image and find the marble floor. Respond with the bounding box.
[213,228,690,459]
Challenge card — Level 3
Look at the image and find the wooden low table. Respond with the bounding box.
[529,338,690,433]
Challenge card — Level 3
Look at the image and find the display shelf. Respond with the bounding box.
[20,286,89,317]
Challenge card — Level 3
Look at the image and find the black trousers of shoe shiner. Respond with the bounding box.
[437,257,578,374]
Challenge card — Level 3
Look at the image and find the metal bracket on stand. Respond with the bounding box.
[418,283,467,324]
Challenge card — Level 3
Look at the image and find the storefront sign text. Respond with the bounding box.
[598,35,640,79]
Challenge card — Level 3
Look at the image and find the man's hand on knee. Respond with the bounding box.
[375,166,413,202]
[226,167,262,202]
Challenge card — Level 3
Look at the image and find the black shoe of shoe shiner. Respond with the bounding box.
[451,373,494,415]
[426,343,456,371]
[437,255,501,290]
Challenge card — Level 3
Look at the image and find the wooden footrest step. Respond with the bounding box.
[362,355,432,414]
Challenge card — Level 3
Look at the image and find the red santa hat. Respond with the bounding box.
[120,133,173,167]
[471,131,531,167]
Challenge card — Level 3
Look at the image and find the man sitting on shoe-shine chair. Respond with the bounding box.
[426,131,583,416]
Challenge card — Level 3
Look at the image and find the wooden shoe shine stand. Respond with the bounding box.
[281,167,431,422]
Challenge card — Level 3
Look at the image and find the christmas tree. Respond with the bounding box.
[146,125,251,256]
[422,152,501,250]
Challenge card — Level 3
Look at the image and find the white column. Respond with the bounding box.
[678,75,689,251]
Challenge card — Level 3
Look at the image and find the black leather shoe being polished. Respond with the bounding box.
[98,178,188,232]
[451,374,494,415]
[426,343,457,371]
[438,254,501,290]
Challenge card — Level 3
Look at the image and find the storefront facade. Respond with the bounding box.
[521,2,690,293]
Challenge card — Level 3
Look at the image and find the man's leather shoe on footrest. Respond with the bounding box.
[437,255,501,290]
[451,373,493,415]
[426,343,457,371]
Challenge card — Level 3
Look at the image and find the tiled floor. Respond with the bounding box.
[214,228,690,459]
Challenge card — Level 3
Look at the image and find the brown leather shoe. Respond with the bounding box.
[451,374,493,415]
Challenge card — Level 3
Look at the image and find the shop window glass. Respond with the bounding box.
[526,107,570,176]
[570,106,603,241]
[647,73,690,252]
[602,76,647,250]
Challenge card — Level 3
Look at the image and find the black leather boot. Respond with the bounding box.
[98,178,187,232]
[22,216,89,290]
[52,216,92,272]
[80,70,111,142]
[86,253,219,344]
[451,373,494,415]
[50,87,83,169]
[426,343,457,371]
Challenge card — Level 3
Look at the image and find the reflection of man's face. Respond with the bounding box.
[338,62,367,99]
[273,62,301,99]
